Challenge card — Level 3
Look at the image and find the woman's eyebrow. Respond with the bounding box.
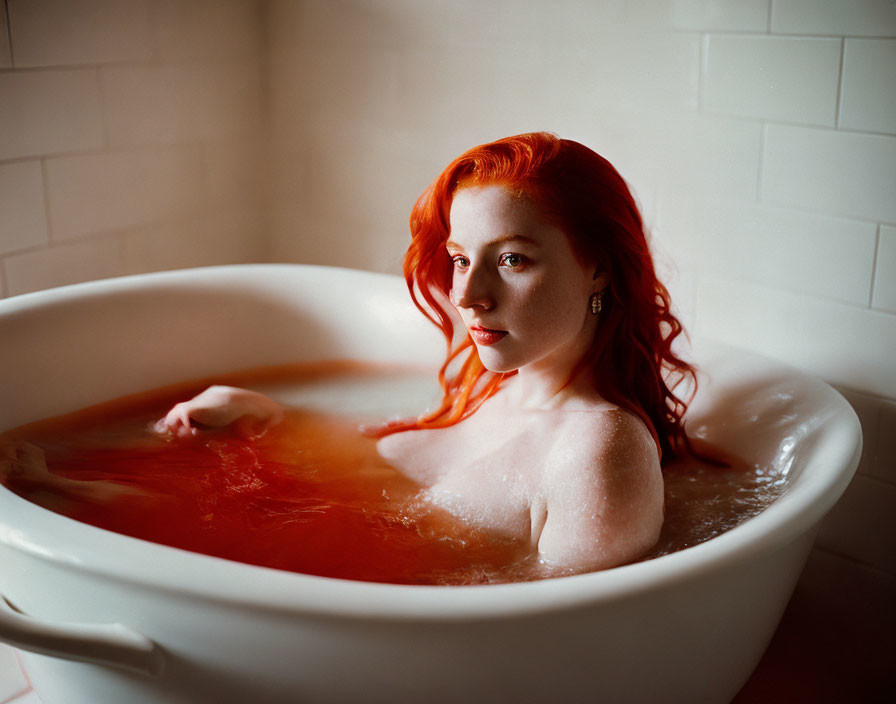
[445,234,540,250]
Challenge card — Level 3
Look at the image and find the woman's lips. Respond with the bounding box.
[469,326,508,346]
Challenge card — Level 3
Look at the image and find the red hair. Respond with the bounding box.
[377,132,697,461]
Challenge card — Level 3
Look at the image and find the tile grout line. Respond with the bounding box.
[848,470,896,490]
[0,50,260,75]
[696,32,706,113]
[3,0,13,67]
[814,545,896,580]
[1,140,240,171]
[0,57,258,75]
[679,28,895,40]
[2,225,140,259]
[39,158,53,243]
[694,270,894,315]
[834,37,845,128]
[695,110,896,139]
[756,122,766,203]
[868,224,880,308]
[757,190,896,229]
[95,65,110,152]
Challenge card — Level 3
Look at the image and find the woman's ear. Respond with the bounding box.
[591,270,609,292]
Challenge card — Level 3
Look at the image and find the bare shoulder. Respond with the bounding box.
[376,426,448,486]
[543,406,659,483]
[536,406,663,570]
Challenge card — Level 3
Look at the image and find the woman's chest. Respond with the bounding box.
[380,412,550,540]
[426,456,543,540]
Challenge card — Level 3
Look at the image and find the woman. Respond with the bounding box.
[158,133,699,571]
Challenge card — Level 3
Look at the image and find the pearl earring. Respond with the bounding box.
[590,291,603,316]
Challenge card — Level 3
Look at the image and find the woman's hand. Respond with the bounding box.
[154,386,284,439]
[1,442,152,501]
[1,441,54,487]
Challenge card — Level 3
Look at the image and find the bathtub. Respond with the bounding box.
[0,264,861,704]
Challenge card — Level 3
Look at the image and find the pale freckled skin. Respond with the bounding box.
[378,184,665,571]
[378,394,663,571]
[155,386,284,439]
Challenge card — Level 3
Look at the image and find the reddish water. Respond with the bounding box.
[0,363,787,585]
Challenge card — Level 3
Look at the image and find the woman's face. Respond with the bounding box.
[446,184,603,376]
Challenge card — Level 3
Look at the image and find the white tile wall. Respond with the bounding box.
[671,0,769,32]
[268,48,315,154]
[304,117,432,242]
[0,161,48,255]
[873,225,896,313]
[294,0,676,53]
[101,65,210,147]
[702,35,841,126]
[830,388,896,514]
[0,0,266,298]
[875,402,896,483]
[122,210,264,276]
[102,62,262,147]
[0,70,103,161]
[3,235,122,295]
[817,474,896,574]
[687,199,877,305]
[696,276,896,398]
[772,0,896,37]
[203,138,265,212]
[45,148,203,240]
[661,113,763,199]
[839,39,896,135]
[653,187,699,267]
[7,0,153,68]
[151,0,262,60]
[762,125,896,222]
[282,0,398,51]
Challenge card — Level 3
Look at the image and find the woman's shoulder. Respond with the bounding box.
[549,403,655,448]
[536,404,664,569]
[542,404,660,481]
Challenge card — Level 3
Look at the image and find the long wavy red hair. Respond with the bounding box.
[376,132,697,461]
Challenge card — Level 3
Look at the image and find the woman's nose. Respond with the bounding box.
[450,265,495,311]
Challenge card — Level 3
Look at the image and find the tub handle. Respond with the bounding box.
[0,594,164,676]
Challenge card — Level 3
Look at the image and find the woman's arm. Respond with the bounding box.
[1,441,151,502]
[536,410,664,570]
[154,386,284,439]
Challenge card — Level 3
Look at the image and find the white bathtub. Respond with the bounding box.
[0,264,861,704]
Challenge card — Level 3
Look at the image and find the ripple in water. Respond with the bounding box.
[0,362,789,585]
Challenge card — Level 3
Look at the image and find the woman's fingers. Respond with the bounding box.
[152,403,193,437]
[154,387,284,439]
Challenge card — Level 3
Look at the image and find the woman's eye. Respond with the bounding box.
[499,253,525,269]
[451,255,469,269]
